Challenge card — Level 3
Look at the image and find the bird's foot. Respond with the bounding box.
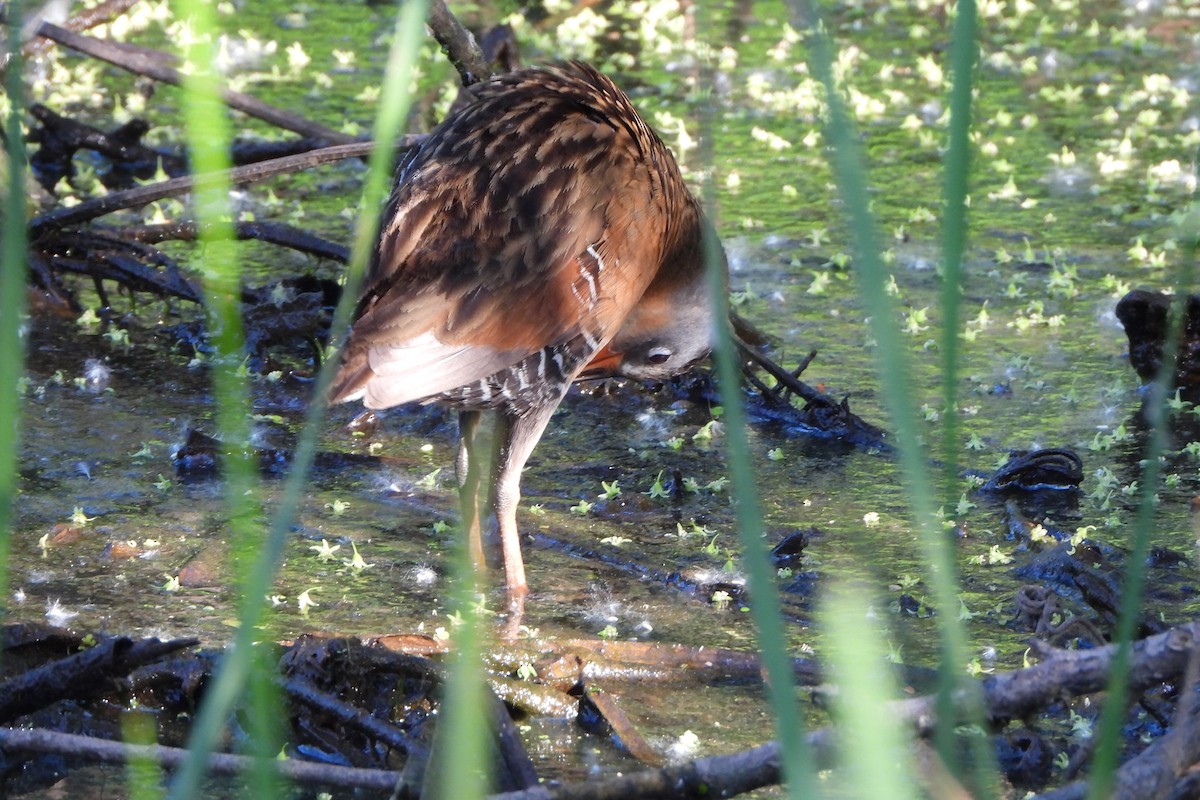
[500,585,529,641]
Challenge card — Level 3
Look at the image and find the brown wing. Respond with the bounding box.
[330,64,674,409]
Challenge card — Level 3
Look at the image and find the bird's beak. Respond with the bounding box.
[580,343,623,378]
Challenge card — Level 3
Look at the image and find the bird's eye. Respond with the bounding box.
[647,348,672,365]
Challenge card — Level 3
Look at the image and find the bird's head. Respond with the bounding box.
[582,236,723,382]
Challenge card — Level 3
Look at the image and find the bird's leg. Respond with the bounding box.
[456,409,486,571]
[490,401,559,603]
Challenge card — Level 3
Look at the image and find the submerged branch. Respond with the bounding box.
[118,220,350,263]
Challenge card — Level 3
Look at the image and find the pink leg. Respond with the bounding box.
[490,402,558,603]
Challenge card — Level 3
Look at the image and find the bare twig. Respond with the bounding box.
[23,0,142,57]
[0,727,404,793]
[734,336,827,406]
[426,0,492,86]
[118,221,350,263]
[34,21,358,144]
[29,137,425,237]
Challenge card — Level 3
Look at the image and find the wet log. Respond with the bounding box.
[490,738,786,800]
[0,727,403,792]
[489,622,1200,800]
[580,686,664,766]
[281,672,428,759]
[0,634,198,724]
[1,620,1196,799]
[488,676,578,719]
[375,632,820,686]
[907,621,1200,729]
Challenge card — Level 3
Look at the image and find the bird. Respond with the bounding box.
[329,62,724,607]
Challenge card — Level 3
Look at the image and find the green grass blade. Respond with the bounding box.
[822,579,916,800]
[164,1,429,796]
[692,27,817,790]
[172,0,256,535]
[935,2,996,784]
[787,0,976,778]
[423,546,490,799]
[122,711,164,800]
[0,0,30,634]
[706,229,817,799]
[938,0,977,507]
[169,0,269,793]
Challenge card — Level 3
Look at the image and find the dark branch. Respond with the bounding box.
[22,0,141,58]
[29,137,425,237]
[118,221,350,263]
[0,635,198,724]
[427,0,493,86]
[34,21,358,144]
[0,727,403,793]
[734,336,828,406]
[29,102,187,184]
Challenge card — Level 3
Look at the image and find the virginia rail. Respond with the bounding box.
[330,62,723,605]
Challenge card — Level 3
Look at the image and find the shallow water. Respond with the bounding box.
[13,0,1200,791]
